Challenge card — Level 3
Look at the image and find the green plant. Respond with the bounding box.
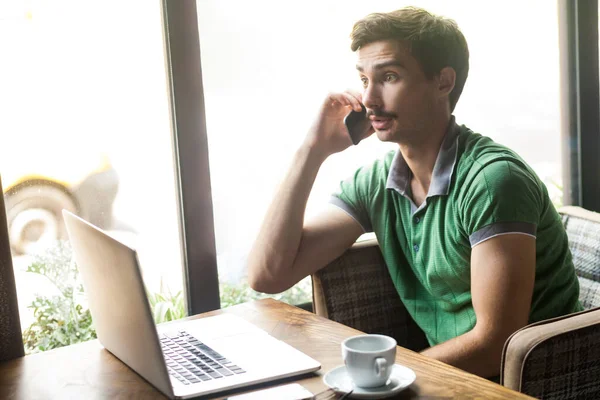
[144,276,312,320]
[22,241,96,354]
[144,276,312,317]
[147,289,186,324]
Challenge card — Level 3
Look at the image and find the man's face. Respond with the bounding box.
[356,40,439,143]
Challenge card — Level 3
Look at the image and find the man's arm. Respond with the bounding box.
[247,92,370,294]
[420,233,536,378]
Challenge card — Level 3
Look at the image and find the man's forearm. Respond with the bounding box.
[247,144,326,293]
[420,329,504,378]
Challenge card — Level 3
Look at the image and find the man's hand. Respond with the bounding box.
[304,91,372,160]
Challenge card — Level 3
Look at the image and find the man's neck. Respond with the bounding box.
[400,116,452,204]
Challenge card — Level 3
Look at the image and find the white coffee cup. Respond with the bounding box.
[341,334,397,388]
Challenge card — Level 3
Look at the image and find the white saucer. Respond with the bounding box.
[323,364,416,399]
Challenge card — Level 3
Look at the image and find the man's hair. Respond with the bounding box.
[350,7,469,111]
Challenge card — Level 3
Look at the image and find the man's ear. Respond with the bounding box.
[437,67,456,98]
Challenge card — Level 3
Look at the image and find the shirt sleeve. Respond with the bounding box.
[459,159,542,247]
[329,166,375,233]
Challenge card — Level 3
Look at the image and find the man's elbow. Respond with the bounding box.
[248,276,288,294]
[246,250,294,294]
[471,325,517,376]
[246,263,285,294]
[247,262,266,293]
[246,253,267,292]
[248,272,272,294]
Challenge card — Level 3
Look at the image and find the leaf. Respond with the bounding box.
[22,241,98,355]
[152,301,170,324]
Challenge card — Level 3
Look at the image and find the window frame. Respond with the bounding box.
[162,0,220,315]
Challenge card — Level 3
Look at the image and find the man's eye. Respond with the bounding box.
[360,77,368,87]
[384,74,397,82]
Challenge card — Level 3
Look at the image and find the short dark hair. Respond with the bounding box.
[350,7,469,111]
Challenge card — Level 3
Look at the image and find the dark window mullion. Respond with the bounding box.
[559,0,600,210]
[161,0,220,314]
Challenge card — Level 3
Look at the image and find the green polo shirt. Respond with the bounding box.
[331,119,582,346]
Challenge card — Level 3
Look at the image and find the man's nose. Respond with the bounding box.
[362,84,382,110]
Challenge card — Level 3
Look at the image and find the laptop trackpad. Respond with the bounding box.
[206,331,307,375]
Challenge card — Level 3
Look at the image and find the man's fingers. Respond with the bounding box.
[345,89,363,107]
[326,92,362,112]
[341,92,363,112]
[326,93,349,108]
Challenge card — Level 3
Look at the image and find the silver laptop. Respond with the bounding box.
[62,210,320,399]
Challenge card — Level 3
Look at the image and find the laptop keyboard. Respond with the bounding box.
[160,331,246,385]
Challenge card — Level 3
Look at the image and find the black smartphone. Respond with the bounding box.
[343,105,372,145]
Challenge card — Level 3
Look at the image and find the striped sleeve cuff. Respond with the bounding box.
[469,222,537,248]
[329,196,372,233]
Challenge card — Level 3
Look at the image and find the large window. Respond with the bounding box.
[1,1,183,353]
[1,0,573,354]
[196,0,563,303]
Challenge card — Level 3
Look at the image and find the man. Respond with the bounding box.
[247,7,582,379]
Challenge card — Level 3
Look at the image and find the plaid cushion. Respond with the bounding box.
[520,323,600,399]
[561,210,600,308]
[578,277,600,310]
[563,213,600,282]
[312,242,429,352]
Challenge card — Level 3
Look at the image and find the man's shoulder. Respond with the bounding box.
[457,126,523,166]
[455,126,536,183]
[451,126,547,214]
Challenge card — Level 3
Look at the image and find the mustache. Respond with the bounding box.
[366,109,397,119]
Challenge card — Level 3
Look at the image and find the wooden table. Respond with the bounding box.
[0,299,533,399]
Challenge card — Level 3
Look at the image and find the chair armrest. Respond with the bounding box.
[311,238,428,351]
[501,307,600,398]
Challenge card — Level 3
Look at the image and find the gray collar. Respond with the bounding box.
[386,117,460,213]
